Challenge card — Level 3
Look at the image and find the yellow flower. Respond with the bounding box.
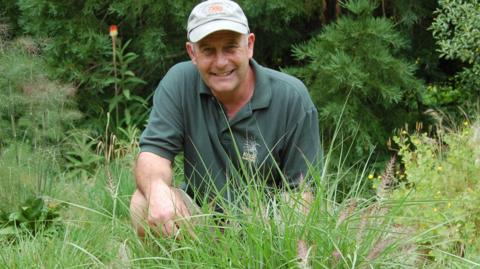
[437,166,443,171]
[368,174,374,180]
[433,208,438,212]
[377,175,382,179]
[447,202,451,208]
[401,130,408,135]
[463,121,469,126]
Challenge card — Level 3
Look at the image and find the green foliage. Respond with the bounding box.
[0,196,65,243]
[431,0,480,64]
[420,84,466,108]
[388,0,437,28]
[0,37,81,147]
[14,0,323,81]
[386,0,448,84]
[392,121,480,263]
[0,23,9,52]
[16,0,113,88]
[0,142,65,220]
[104,40,149,131]
[430,0,480,95]
[288,0,424,166]
[15,0,148,134]
[0,1,20,35]
[61,129,104,179]
[88,160,136,221]
[240,0,323,67]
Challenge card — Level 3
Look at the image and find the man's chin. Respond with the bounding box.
[208,82,236,94]
[210,88,234,95]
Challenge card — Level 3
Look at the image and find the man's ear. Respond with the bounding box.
[247,33,255,59]
[186,42,197,65]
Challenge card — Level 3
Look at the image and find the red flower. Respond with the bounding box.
[109,25,118,37]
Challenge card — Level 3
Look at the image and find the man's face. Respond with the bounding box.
[186,31,255,96]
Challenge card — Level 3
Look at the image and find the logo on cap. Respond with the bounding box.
[208,4,224,14]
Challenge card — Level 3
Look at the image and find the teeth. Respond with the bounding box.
[215,71,232,76]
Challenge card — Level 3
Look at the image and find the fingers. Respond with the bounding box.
[148,211,179,238]
[147,216,179,238]
[175,204,198,240]
[161,219,178,237]
[172,199,198,240]
[146,189,196,239]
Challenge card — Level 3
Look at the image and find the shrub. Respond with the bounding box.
[391,120,480,263]
[430,0,480,100]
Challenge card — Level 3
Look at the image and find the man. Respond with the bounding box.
[130,0,320,237]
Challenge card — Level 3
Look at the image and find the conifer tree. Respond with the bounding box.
[288,0,423,165]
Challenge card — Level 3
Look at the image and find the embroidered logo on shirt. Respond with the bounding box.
[242,138,259,163]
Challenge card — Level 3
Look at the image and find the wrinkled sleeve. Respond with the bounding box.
[139,81,184,161]
[281,108,321,188]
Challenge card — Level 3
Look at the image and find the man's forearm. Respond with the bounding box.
[135,152,173,200]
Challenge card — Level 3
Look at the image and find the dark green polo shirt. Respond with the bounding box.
[140,59,320,200]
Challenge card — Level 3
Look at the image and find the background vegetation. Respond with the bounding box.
[1,0,479,267]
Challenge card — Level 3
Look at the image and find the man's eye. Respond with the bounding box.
[202,48,214,55]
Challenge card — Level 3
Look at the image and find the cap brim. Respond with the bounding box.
[188,20,249,42]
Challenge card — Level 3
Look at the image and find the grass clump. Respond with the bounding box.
[0,35,81,148]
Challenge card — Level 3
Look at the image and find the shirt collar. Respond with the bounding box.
[249,59,271,110]
[197,59,272,110]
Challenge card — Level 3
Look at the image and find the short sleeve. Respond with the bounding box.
[139,81,184,161]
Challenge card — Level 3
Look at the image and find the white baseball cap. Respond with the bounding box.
[187,0,249,42]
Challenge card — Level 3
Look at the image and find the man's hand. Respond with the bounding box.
[131,152,196,239]
[147,181,191,237]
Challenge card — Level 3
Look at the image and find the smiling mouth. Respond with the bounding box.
[211,70,234,77]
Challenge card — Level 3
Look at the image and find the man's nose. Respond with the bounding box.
[214,52,228,67]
